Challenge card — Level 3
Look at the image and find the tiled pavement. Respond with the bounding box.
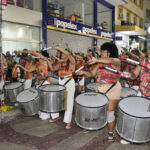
[0,115,150,150]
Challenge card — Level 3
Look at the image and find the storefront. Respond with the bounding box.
[2,21,41,54]
[1,3,42,54]
[42,0,116,54]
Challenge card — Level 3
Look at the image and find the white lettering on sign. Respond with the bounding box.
[55,19,77,30]
[101,31,112,38]
[82,27,97,35]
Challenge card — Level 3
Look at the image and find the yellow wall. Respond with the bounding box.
[115,0,144,28]
[144,0,150,23]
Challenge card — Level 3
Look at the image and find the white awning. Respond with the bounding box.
[104,0,127,6]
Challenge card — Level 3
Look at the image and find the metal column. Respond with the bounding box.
[93,0,98,50]
[0,1,2,53]
[42,0,47,47]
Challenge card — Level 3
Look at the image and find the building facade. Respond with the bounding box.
[115,0,146,53]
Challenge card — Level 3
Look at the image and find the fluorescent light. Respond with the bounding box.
[116,31,144,35]
[138,36,146,40]
[148,26,150,34]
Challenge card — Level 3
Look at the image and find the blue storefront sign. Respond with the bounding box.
[46,15,114,40]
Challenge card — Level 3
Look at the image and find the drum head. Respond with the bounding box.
[86,83,98,91]
[38,84,65,92]
[121,88,137,98]
[17,88,38,102]
[5,82,22,90]
[76,92,108,107]
[119,97,150,118]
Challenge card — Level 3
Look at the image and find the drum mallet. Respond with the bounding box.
[121,55,150,69]
[99,64,129,77]
[60,65,85,80]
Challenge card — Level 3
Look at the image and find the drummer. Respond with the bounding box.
[122,48,140,91]
[124,46,150,98]
[74,53,85,94]
[45,44,76,129]
[0,53,7,105]
[14,55,33,89]
[78,42,122,141]
[16,50,52,120]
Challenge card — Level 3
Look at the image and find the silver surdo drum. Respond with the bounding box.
[38,84,66,112]
[16,88,39,116]
[116,97,150,143]
[120,87,137,98]
[4,82,24,103]
[75,92,108,130]
[85,83,98,92]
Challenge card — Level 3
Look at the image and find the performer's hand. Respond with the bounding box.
[15,64,20,68]
[121,47,128,54]
[120,72,131,78]
[88,57,97,65]
[76,71,83,75]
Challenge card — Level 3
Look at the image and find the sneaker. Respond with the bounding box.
[49,116,61,123]
[39,112,50,120]
[120,139,130,144]
[108,132,114,141]
[66,123,72,129]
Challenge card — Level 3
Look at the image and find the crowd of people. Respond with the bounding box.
[0,42,150,142]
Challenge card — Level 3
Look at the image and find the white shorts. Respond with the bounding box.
[78,77,85,86]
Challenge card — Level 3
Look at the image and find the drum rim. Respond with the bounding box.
[75,91,109,108]
[119,96,150,118]
[16,88,39,103]
[121,87,137,98]
[38,83,66,92]
[4,82,23,90]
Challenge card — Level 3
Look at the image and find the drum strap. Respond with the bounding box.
[64,79,71,86]
[105,82,117,95]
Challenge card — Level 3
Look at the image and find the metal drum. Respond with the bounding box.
[85,83,98,92]
[121,87,137,99]
[4,82,24,103]
[16,88,39,116]
[75,92,108,130]
[116,96,150,143]
[38,84,66,112]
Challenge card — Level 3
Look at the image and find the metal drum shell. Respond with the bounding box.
[85,83,98,92]
[4,82,24,103]
[75,92,108,130]
[116,96,150,143]
[120,87,137,99]
[18,95,39,116]
[38,84,66,112]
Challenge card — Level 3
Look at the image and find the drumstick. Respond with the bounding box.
[60,65,85,79]
[121,55,149,69]
[99,64,129,77]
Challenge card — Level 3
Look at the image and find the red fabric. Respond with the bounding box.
[96,64,119,85]
[126,64,140,86]
[139,58,150,97]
